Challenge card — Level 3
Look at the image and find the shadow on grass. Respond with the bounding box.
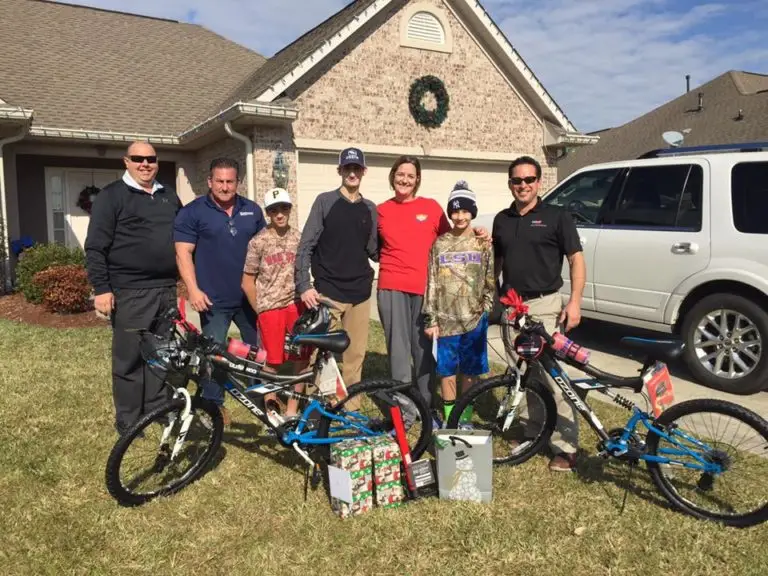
[574,451,675,515]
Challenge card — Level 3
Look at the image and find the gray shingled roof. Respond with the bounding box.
[558,71,768,179]
[221,0,385,107]
[0,0,266,135]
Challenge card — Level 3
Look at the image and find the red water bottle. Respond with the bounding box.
[227,338,267,365]
[551,332,591,365]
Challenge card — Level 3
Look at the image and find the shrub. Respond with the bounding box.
[16,243,86,304]
[32,264,92,314]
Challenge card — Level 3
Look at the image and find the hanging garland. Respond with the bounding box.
[408,75,450,128]
[76,185,101,215]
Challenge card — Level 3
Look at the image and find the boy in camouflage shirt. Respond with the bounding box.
[423,181,495,426]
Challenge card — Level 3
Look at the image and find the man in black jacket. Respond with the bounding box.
[85,141,181,435]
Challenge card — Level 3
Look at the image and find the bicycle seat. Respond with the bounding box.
[293,330,350,354]
[620,337,685,363]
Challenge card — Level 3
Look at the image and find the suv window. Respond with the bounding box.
[731,161,768,234]
[542,168,620,225]
[609,164,702,230]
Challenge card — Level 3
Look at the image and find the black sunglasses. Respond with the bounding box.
[128,155,157,164]
[509,176,538,185]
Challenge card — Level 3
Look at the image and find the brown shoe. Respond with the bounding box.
[549,452,577,472]
[219,406,232,427]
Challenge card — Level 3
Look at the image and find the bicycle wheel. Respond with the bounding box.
[446,374,556,465]
[315,379,432,461]
[645,399,768,527]
[105,397,223,507]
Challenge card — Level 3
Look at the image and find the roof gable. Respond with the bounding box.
[228,0,579,133]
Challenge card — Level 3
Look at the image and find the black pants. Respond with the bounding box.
[111,286,177,434]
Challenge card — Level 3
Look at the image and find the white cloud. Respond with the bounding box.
[485,0,768,131]
[57,0,768,132]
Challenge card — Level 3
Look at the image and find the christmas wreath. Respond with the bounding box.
[76,185,101,215]
[408,75,449,128]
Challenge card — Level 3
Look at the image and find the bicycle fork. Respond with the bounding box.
[156,388,194,463]
[498,367,525,432]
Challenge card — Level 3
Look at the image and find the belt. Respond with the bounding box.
[518,289,558,301]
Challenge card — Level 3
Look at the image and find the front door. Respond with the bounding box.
[541,167,623,311]
[45,168,122,249]
[592,161,711,323]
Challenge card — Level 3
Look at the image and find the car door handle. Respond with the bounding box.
[671,242,698,254]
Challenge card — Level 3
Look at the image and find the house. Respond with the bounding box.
[0,0,596,280]
[557,70,768,180]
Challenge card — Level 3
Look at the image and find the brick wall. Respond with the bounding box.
[287,0,556,185]
[192,137,249,197]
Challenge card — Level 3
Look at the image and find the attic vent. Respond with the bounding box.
[407,12,445,44]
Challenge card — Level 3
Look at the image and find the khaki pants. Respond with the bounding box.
[320,295,371,388]
[511,292,579,455]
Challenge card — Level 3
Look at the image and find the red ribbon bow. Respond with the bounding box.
[500,289,529,320]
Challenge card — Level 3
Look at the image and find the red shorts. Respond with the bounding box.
[257,302,310,365]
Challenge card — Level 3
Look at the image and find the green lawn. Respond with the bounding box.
[0,318,766,575]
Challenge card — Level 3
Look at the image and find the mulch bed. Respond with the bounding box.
[0,293,107,329]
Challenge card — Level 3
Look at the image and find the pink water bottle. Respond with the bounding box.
[227,338,267,365]
[551,332,591,365]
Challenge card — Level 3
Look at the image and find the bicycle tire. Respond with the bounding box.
[446,374,557,466]
[105,397,223,507]
[645,398,768,527]
[315,379,432,461]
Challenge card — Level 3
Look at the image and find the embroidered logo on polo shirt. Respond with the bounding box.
[530,219,547,228]
[239,212,254,216]
[416,214,428,222]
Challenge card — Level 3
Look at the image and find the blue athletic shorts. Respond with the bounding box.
[436,313,489,377]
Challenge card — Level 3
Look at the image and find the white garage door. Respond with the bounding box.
[296,151,511,230]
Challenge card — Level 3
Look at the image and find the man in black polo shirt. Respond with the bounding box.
[296,147,378,390]
[85,141,181,435]
[492,155,586,472]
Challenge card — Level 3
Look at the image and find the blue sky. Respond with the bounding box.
[58,0,768,132]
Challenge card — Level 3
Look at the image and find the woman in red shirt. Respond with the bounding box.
[377,156,488,420]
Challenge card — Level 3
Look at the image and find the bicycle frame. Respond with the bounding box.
[529,352,723,475]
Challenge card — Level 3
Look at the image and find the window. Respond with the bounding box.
[49,174,67,244]
[609,164,702,230]
[732,161,768,234]
[543,168,620,225]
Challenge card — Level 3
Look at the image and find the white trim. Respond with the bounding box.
[255,0,397,102]
[23,102,297,146]
[0,106,34,122]
[295,138,520,162]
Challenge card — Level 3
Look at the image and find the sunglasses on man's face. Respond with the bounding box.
[128,155,157,164]
[509,176,538,186]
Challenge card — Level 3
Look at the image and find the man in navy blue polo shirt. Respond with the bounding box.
[174,158,266,424]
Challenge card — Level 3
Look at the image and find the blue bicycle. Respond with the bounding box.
[105,305,431,507]
[447,290,768,527]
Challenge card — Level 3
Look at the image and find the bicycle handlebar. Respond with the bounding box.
[500,289,644,393]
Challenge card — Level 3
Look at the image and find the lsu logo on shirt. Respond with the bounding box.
[438,251,482,267]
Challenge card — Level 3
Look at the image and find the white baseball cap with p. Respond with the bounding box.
[264,187,292,209]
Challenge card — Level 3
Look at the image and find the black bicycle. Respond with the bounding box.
[446,290,768,527]
[105,304,431,507]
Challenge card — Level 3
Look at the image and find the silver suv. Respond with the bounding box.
[481,142,768,395]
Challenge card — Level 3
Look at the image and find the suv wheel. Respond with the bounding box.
[681,293,768,395]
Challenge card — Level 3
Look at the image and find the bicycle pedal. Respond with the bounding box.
[310,464,323,489]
